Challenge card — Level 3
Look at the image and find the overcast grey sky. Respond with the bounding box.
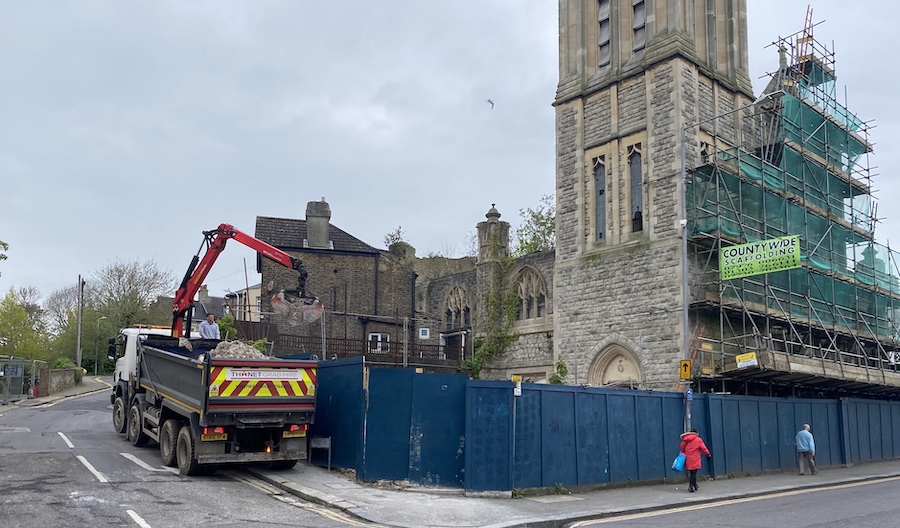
[1,1,896,302]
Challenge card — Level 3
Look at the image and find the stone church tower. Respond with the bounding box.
[553,0,753,389]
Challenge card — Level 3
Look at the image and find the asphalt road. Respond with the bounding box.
[566,476,900,527]
[0,391,370,528]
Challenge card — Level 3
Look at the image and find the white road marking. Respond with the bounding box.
[0,426,31,432]
[58,432,75,448]
[120,453,167,472]
[76,455,108,483]
[569,475,900,526]
[126,509,153,528]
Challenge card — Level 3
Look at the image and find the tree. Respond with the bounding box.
[14,286,45,333]
[0,289,49,361]
[463,230,478,258]
[44,285,79,335]
[216,312,239,340]
[0,240,7,261]
[514,194,556,256]
[91,259,175,329]
[383,226,405,248]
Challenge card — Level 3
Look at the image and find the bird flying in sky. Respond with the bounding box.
[485,99,494,109]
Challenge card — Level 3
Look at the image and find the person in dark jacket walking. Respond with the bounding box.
[680,429,711,492]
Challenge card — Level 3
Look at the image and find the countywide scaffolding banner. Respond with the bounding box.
[719,235,801,281]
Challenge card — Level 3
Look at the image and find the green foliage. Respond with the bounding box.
[250,338,269,353]
[514,194,556,256]
[383,225,405,248]
[0,289,49,361]
[217,313,238,340]
[552,482,569,495]
[54,357,75,369]
[461,248,519,379]
[0,239,7,261]
[548,359,569,385]
[91,258,175,328]
[512,488,524,499]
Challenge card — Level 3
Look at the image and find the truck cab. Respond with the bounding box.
[110,327,181,388]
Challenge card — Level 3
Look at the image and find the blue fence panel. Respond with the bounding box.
[880,405,892,461]
[810,402,832,467]
[739,400,762,473]
[757,401,780,471]
[776,401,797,468]
[857,402,872,462]
[408,373,467,487]
[870,402,885,461]
[540,387,578,487]
[662,394,687,480]
[465,382,513,492]
[310,357,365,470]
[575,391,609,485]
[361,369,414,481]
[513,387,543,489]
[890,404,900,458]
[635,395,666,481]
[721,398,743,475]
[607,393,639,484]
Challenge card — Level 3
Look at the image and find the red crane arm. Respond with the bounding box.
[171,223,306,337]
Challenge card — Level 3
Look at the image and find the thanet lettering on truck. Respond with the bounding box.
[209,365,317,398]
[227,369,301,380]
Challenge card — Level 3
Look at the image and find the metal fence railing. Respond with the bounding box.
[0,356,26,404]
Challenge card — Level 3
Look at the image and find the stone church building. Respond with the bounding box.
[255,1,900,398]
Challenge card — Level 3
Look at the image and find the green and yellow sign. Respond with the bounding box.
[720,235,801,281]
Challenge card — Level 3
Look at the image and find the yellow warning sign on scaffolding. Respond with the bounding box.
[720,235,801,281]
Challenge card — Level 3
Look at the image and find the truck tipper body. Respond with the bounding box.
[110,328,316,475]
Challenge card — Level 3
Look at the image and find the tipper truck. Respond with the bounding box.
[109,223,322,475]
[110,328,317,475]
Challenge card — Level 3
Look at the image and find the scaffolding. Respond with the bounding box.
[685,24,900,396]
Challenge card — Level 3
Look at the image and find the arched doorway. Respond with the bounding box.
[587,343,641,388]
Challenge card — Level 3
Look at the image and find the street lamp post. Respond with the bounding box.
[95,316,107,376]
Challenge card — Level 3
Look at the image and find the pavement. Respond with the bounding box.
[9,376,900,528]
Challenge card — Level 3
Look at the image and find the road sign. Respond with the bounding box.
[680,360,692,380]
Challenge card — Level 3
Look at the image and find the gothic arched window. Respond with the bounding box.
[444,286,470,330]
[516,268,548,321]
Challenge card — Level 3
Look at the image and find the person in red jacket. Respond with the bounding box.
[680,429,711,492]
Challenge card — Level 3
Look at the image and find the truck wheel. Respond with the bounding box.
[159,420,180,467]
[112,396,127,434]
[268,460,299,471]
[128,404,149,447]
[176,425,200,476]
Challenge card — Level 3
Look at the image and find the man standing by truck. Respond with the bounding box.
[199,313,220,339]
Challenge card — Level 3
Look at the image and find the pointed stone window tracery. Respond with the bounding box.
[516,267,548,321]
[444,286,470,330]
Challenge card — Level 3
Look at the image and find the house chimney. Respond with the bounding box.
[306,198,332,249]
[199,284,209,302]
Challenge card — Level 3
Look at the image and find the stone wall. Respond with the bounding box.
[416,270,478,346]
[261,249,415,344]
[553,53,751,390]
[36,368,80,396]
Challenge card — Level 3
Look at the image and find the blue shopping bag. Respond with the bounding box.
[672,452,686,471]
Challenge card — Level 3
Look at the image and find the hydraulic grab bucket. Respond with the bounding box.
[271,291,324,325]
